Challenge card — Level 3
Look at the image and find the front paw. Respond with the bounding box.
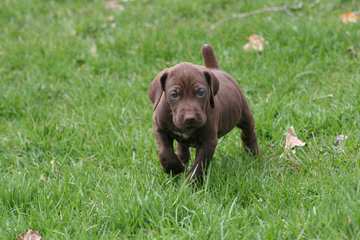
[245,141,260,156]
[176,152,189,167]
[159,152,185,175]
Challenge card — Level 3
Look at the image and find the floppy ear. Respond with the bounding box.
[148,70,168,111]
[204,71,219,108]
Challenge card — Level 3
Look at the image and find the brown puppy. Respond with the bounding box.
[148,44,259,180]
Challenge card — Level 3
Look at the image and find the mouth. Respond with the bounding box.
[173,115,205,131]
[182,121,204,131]
[174,123,197,133]
[183,126,196,132]
[184,123,200,130]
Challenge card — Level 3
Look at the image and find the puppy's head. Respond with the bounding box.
[158,63,219,131]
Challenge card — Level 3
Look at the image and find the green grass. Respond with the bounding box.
[1,0,360,238]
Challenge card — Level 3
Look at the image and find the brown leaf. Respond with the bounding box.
[105,0,124,12]
[243,34,266,52]
[340,12,360,24]
[17,229,42,240]
[285,127,305,150]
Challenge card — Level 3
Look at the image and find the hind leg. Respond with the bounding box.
[237,105,259,155]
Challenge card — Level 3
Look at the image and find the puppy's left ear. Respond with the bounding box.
[148,70,168,111]
[204,71,219,108]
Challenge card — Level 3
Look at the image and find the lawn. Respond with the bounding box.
[1,0,360,239]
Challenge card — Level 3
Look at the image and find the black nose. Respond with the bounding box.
[184,115,197,125]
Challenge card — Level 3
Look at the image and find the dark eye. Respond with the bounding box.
[169,90,179,100]
[196,88,206,98]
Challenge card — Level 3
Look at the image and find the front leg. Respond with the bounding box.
[154,129,185,175]
[188,139,217,181]
[176,143,190,166]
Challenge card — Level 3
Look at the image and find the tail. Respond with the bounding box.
[202,44,219,69]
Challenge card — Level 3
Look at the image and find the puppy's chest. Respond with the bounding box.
[173,130,191,139]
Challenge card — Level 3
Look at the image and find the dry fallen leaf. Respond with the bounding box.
[105,0,125,12]
[17,229,42,240]
[106,15,115,22]
[105,16,117,28]
[243,34,266,52]
[39,174,47,182]
[285,127,305,150]
[335,134,348,146]
[90,43,97,57]
[340,12,360,24]
[347,46,359,58]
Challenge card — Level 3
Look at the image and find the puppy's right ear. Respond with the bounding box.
[148,70,168,111]
[160,72,168,92]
